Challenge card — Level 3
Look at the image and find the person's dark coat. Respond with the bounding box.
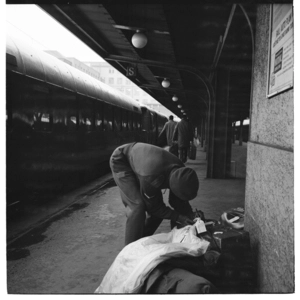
[173,118,193,148]
[110,142,198,245]
[158,120,177,146]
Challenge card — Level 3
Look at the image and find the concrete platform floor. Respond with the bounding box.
[6,142,247,294]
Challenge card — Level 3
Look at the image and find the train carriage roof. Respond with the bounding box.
[6,32,141,113]
[141,105,168,120]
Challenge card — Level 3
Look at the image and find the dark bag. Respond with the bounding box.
[188,142,197,160]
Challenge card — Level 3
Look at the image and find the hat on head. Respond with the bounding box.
[169,167,199,201]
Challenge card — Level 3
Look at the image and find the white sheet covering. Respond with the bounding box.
[95,221,210,293]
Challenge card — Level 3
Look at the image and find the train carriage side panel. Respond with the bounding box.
[6,31,165,208]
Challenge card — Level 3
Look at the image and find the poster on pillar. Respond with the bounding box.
[267,4,293,98]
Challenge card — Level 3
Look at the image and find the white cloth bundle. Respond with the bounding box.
[95,220,210,293]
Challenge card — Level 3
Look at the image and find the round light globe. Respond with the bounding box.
[172,96,178,102]
[162,78,170,88]
[132,31,148,48]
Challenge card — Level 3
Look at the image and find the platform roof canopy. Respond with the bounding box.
[40,3,257,124]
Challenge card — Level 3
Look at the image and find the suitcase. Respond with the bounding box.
[197,221,250,252]
[198,224,255,293]
[207,225,250,251]
[188,143,197,160]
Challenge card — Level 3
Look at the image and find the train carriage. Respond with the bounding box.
[6,33,167,208]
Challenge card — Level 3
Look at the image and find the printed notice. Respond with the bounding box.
[268,4,293,97]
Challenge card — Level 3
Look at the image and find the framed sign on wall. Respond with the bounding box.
[267,4,293,98]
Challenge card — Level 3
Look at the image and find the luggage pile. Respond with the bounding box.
[173,207,256,293]
[96,207,256,294]
[199,222,255,293]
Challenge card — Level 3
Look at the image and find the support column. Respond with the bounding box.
[211,68,232,178]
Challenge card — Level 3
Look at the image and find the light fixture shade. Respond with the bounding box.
[162,78,170,88]
[181,109,184,112]
[177,104,182,108]
[132,31,148,48]
[172,95,178,102]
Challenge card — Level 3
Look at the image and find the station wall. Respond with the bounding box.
[244,5,294,292]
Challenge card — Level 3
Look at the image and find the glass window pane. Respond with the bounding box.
[95,102,103,130]
[103,103,113,131]
[79,98,94,131]
[21,92,53,132]
[114,107,121,131]
[128,111,133,130]
[122,110,128,130]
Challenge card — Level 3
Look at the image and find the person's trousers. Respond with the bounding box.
[110,144,163,246]
[179,147,188,163]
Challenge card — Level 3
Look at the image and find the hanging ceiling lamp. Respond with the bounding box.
[132,30,148,48]
[177,104,182,108]
[181,109,184,112]
[162,78,170,88]
[172,95,178,102]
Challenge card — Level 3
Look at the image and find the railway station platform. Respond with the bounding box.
[6,142,247,294]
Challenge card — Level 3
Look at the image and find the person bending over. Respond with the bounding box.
[110,142,199,246]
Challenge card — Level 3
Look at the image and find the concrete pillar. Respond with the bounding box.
[211,68,231,178]
[244,4,294,292]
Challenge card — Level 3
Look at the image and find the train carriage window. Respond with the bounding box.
[137,114,141,130]
[132,113,137,130]
[128,111,133,130]
[21,91,53,132]
[69,115,77,129]
[114,107,122,131]
[103,103,113,131]
[79,97,95,132]
[102,103,107,130]
[150,112,155,131]
[122,110,128,130]
[66,99,78,132]
[95,102,103,131]
[51,91,77,132]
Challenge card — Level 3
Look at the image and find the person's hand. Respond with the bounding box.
[176,214,194,226]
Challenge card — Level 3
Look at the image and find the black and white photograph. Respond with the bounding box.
[3,0,296,295]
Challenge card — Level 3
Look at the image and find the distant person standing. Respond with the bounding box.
[158,115,177,147]
[173,115,193,163]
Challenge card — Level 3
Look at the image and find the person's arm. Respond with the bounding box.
[157,123,168,147]
[142,192,194,226]
[142,190,179,221]
[158,122,167,138]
